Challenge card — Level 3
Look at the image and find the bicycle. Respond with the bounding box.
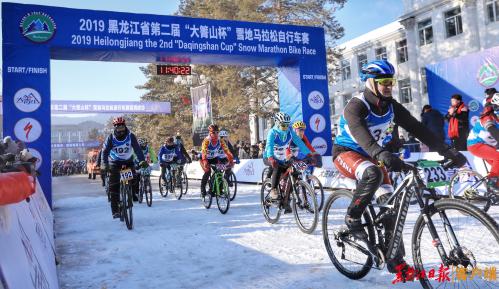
[202,163,230,214]
[447,161,498,212]
[138,166,152,207]
[261,159,319,234]
[322,159,499,288]
[119,165,134,230]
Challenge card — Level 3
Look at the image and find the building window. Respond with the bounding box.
[375,47,387,60]
[418,18,433,46]
[343,94,353,107]
[396,39,408,64]
[420,68,427,94]
[487,0,499,22]
[445,7,463,38]
[340,59,351,81]
[399,78,412,103]
[357,53,368,72]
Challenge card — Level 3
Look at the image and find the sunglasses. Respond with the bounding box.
[374,78,396,86]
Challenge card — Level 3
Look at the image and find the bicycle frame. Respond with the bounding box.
[210,164,226,196]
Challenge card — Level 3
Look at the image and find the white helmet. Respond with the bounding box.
[274,112,291,127]
[492,93,499,106]
[219,130,229,137]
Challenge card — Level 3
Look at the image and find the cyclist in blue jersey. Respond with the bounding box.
[158,137,191,185]
[102,117,148,219]
[263,112,312,203]
[333,60,466,275]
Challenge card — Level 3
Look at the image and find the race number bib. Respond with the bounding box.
[120,169,134,182]
[162,153,175,162]
[273,146,286,161]
[418,160,449,188]
[369,122,394,147]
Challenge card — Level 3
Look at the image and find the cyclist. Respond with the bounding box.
[200,124,234,197]
[102,117,148,219]
[158,137,190,185]
[137,138,157,164]
[219,130,240,164]
[263,112,312,204]
[468,92,499,193]
[333,59,466,275]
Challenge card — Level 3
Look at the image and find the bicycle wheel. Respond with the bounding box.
[262,167,270,183]
[216,178,230,214]
[145,176,152,207]
[202,176,213,209]
[260,179,281,224]
[174,171,184,200]
[159,175,168,197]
[292,180,318,234]
[412,198,499,289]
[322,189,374,280]
[182,171,188,195]
[138,177,144,204]
[228,172,237,201]
[123,183,133,230]
[307,175,324,212]
[106,174,111,202]
[448,169,491,212]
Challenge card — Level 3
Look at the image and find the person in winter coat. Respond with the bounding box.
[445,94,469,151]
[421,104,445,146]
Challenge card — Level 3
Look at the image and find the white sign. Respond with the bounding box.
[14,88,42,113]
[311,137,328,155]
[309,114,326,133]
[14,118,42,143]
[307,90,324,110]
[28,148,42,170]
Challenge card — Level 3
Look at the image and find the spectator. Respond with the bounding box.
[257,142,264,158]
[250,145,259,159]
[421,104,445,145]
[238,144,249,159]
[445,94,469,151]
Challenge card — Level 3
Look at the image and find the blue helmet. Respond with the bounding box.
[359,60,395,82]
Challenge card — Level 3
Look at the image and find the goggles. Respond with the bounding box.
[374,78,396,86]
[279,123,290,130]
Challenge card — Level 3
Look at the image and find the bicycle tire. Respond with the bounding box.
[412,198,499,289]
[216,178,230,214]
[106,174,111,202]
[119,186,125,222]
[159,176,168,197]
[174,171,184,200]
[123,183,133,230]
[182,171,188,195]
[145,176,152,207]
[262,167,270,183]
[308,175,324,212]
[260,179,281,224]
[228,172,237,201]
[138,177,144,204]
[322,189,374,280]
[447,169,491,212]
[292,180,318,234]
[202,176,213,209]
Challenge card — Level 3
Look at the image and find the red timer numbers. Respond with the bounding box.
[157,65,192,75]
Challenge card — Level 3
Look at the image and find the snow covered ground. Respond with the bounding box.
[52,175,497,289]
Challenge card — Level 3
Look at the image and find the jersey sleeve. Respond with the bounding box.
[291,130,311,155]
[302,135,315,152]
[220,139,233,162]
[264,129,276,159]
[201,138,210,161]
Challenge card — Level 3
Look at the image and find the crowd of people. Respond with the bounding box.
[52,159,87,176]
[0,136,38,176]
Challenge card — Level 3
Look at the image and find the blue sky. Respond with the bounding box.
[1,0,404,102]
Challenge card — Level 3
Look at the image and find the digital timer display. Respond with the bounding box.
[156,65,192,75]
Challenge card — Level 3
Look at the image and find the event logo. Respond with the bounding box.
[28,148,42,170]
[14,88,42,112]
[14,118,42,143]
[311,137,327,155]
[308,91,325,110]
[477,61,499,87]
[243,162,255,176]
[19,12,56,43]
[468,99,480,112]
[309,114,326,133]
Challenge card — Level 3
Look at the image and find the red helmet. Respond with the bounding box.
[208,124,219,133]
[112,117,126,126]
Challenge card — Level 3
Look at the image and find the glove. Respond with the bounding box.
[139,161,149,169]
[268,157,278,169]
[376,151,404,172]
[235,158,240,165]
[438,147,467,168]
[201,160,210,173]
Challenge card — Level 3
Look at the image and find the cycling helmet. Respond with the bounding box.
[292,120,306,129]
[137,138,147,147]
[112,116,126,126]
[208,124,219,133]
[359,60,395,82]
[219,130,229,137]
[274,112,291,126]
[165,137,174,144]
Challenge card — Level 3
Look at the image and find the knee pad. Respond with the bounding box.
[362,165,383,186]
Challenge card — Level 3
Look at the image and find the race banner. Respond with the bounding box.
[51,140,101,149]
[50,100,171,114]
[190,84,213,146]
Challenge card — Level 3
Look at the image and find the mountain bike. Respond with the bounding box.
[138,166,152,207]
[322,159,499,288]
[119,165,134,230]
[202,163,230,214]
[261,159,319,234]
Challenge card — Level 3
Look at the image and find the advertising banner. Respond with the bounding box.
[191,84,213,146]
[51,140,101,149]
[50,100,171,114]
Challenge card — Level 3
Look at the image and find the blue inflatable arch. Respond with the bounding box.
[2,3,331,206]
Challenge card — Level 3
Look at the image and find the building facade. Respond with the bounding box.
[51,120,105,160]
[330,0,499,131]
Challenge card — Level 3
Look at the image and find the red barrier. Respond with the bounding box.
[0,172,36,205]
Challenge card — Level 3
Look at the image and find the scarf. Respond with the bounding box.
[448,102,465,139]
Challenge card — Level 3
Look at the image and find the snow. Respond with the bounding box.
[53,175,497,289]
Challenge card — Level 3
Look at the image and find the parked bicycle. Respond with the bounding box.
[202,163,230,214]
[118,165,134,230]
[138,166,152,207]
[322,159,499,288]
[261,158,318,234]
